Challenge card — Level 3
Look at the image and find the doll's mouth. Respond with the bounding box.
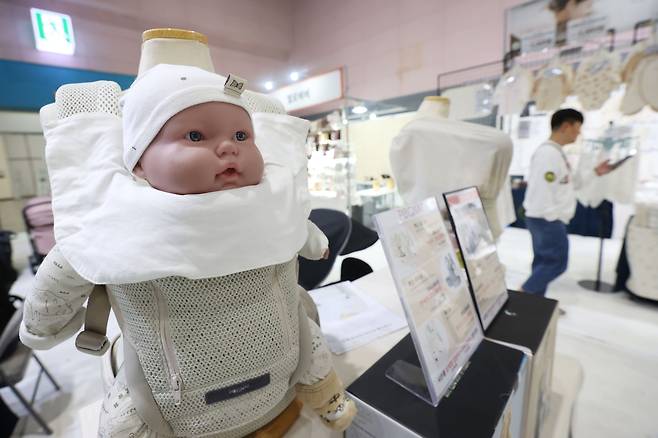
[218,167,239,178]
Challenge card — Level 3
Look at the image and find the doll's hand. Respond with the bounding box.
[322,249,330,260]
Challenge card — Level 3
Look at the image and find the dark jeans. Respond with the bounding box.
[522,217,569,296]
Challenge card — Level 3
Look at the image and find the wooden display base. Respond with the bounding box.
[250,398,303,438]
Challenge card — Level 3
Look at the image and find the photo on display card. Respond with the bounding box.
[374,197,483,406]
[443,187,508,330]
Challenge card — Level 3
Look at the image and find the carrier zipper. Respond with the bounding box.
[153,283,183,406]
[273,266,294,350]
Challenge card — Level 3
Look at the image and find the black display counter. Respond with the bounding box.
[347,337,526,438]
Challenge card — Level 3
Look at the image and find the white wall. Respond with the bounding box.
[290,0,527,102]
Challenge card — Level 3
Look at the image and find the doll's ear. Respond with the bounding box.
[133,162,146,178]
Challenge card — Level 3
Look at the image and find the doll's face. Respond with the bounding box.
[134,102,264,195]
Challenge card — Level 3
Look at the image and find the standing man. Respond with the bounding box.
[522,109,613,296]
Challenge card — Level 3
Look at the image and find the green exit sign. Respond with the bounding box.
[30,8,75,55]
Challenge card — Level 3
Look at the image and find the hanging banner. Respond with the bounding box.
[270,68,344,112]
[505,0,658,53]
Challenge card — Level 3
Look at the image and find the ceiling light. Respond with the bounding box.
[290,71,300,81]
[264,81,274,91]
[352,105,368,114]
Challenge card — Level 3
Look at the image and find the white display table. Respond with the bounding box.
[80,268,582,437]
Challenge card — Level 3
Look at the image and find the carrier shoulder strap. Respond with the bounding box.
[75,284,111,356]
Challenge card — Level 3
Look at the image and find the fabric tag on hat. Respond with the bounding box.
[224,74,247,97]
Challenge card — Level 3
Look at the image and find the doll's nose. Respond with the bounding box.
[216,140,238,157]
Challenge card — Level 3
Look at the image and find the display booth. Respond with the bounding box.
[340,188,568,438]
[268,68,412,218]
[431,10,658,298]
[10,1,658,436]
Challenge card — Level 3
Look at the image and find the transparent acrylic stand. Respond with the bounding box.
[385,359,435,406]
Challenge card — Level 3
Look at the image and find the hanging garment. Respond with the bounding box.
[574,145,637,206]
[533,62,574,112]
[574,124,639,207]
[492,65,534,115]
[639,54,658,111]
[573,50,621,111]
[389,115,513,238]
[621,36,658,115]
[575,152,638,207]
[626,212,658,301]
[621,40,651,83]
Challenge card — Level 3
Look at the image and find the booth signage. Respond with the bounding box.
[30,8,76,55]
[270,69,343,112]
[505,0,658,53]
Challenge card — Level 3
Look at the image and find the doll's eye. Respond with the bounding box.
[186,131,203,142]
[234,131,248,142]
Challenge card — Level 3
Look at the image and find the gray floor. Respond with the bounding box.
[3,228,658,437]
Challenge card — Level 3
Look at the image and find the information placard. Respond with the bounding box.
[374,197,483,406]
[444,187,508,330]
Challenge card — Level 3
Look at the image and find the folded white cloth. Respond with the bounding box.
[44,111,312,284]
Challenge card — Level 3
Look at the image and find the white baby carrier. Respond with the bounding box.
[42,79,315,437]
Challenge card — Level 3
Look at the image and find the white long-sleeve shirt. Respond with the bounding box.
[523,141,594,223]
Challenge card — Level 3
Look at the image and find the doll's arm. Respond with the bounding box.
[20,245,93,350]
[299,221,329,260]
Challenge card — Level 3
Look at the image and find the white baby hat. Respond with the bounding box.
[121,63,251,172]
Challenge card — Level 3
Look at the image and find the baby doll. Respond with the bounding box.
[20,64,355,437]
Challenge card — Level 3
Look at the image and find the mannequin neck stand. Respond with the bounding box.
[138,28,215,77]
[417,96,451,118]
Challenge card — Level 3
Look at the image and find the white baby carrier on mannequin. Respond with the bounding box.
[389,111,514,239]
[40,74,318,436]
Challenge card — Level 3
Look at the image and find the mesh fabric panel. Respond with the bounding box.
[243,91,285,115]
[108,260,301,436]
[55,81,122,119]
